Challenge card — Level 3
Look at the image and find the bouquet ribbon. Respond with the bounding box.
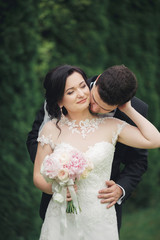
[52,179,84,240]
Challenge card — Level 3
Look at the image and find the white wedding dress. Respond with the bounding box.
[37,116,126,240]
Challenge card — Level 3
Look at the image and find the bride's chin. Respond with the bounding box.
[84,101,90,109]
[76,103,90,113]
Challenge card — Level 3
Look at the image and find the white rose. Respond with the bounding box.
[81,161,94,179]
[57,168,69,182]
[81,169,89,179]
[53,193,64,203]
[59,153,71,164]
[87,161,94,171]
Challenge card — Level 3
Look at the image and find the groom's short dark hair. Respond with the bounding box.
[95,65,137,106]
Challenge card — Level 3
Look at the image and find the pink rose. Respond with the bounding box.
[41,154,60,181]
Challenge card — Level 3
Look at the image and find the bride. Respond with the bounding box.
[33,65,160,240]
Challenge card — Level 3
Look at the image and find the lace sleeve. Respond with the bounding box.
[112,121,127,146]
[37,121,55,150]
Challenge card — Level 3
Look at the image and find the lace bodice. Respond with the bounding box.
[37,115,126,153]
[38,116,126,240]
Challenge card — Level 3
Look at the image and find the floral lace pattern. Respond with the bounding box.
[37,134,54,149]
[38,118,127,240]
[39,142,119,240]
[60,116,106,138]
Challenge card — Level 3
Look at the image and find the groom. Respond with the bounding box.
[26,65,148,231]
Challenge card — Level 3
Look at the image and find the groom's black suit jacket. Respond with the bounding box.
[26,76,148,231]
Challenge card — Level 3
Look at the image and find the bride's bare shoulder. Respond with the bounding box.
[40,119,60,136]
[103,117,126,129]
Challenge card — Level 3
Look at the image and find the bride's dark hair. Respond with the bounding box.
[44,64,88,126]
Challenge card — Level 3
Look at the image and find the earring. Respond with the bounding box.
[60,106,63,115]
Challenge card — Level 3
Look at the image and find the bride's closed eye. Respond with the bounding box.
[67,91,74,95]
[66,82,87,95]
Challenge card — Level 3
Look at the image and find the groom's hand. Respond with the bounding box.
[98,180,123,208]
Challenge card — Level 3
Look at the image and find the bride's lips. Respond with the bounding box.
[77,98,87,104]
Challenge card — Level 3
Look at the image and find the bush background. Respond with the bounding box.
[0,0,160,239]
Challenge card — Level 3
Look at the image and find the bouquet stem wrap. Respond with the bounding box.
[52,179,84,240]
[41,147,94,240]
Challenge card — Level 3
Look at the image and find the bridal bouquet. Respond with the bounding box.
[41,147,93,214]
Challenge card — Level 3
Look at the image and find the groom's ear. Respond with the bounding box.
[95,74,101,83]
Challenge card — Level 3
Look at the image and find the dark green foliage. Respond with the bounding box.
[0,0,42,239]
[37,0,109,77]
[121,204,160,240]
[105,0,160,127]
[0,0,160,238]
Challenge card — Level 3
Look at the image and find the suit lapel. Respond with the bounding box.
[114,108,126,120]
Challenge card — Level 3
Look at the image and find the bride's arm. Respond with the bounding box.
[33,143,53,194]
[33,121,57,194]
[118,101,160,149]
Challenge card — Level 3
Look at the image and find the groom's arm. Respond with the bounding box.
[26,104,45,163]
[115,100,148,202]
[115,144,148,202]
[98,147,148,208]
[98,98,148,207]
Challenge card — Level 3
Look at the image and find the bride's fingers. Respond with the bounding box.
[66,184,78,201]
[67,185,77,194]
[66,197,72,202]
[66,191,72,201]
[74,184,77,191]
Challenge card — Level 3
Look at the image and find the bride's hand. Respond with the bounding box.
[66,184,77,202]
[118,100,132,113]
